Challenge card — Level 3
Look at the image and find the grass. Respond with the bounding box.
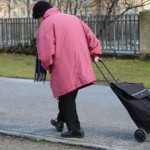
[0,53,35,79]
[0,53,150,88]
[93,57,150,88]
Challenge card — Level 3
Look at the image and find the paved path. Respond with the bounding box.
[0,77,150,150]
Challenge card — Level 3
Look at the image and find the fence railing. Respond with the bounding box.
[0,15,139,54]
[0,18,38,47]
[80,15,139,54]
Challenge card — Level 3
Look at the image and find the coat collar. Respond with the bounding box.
[42,8,60,20]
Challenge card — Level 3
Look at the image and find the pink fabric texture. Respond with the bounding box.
[36,8,102,98]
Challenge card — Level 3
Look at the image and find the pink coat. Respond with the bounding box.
[36,8,102,98]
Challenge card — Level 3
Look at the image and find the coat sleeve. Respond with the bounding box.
[80,20,102,58]
[36,24,55,70]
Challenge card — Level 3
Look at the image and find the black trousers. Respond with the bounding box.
[57,89,80,131]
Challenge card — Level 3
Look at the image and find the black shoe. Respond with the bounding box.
[61,128,84,138]
[51,119,64,132]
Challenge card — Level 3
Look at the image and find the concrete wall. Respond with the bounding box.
[139,11,150,54]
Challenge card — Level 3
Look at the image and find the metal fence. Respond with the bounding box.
[0,18,38,48]
[0,15,139,54]
[81,15,139,54]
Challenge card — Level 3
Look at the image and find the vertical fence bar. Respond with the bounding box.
[133,15,136,54]
[125,15,128,51]
[0,20,2,48]
[14,18,17,45]
[108,16,111,52]
[1,19,4,48]
[100,16,104,51]
[117,17,120,51]
[113,18,116,53]
[121,15,124,51]
[5,19,8,47]
[137,15,140,54]
[129,15,132,52]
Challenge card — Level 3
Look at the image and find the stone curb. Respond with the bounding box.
[0,129,108,150]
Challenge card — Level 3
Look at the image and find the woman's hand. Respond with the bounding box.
[93,56,99,63]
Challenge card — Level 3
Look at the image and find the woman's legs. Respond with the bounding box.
[58,89,81,131]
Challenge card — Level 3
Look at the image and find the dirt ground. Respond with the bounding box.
[0,134,98,150]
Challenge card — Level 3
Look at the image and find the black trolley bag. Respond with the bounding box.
[95,59,150,142]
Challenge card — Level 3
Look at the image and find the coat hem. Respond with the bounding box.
[53,80,96,98]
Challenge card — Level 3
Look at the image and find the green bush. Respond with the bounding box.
[0,39,36,55]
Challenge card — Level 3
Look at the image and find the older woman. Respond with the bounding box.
[32,0,102,138]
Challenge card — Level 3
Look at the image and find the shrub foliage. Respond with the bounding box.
[0,39,36,55]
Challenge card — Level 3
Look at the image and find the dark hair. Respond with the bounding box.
[32,1,52,19]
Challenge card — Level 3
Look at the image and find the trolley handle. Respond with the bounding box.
[94,58,118,85]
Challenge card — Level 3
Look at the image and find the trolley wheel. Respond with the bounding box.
[134,128,147,142]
